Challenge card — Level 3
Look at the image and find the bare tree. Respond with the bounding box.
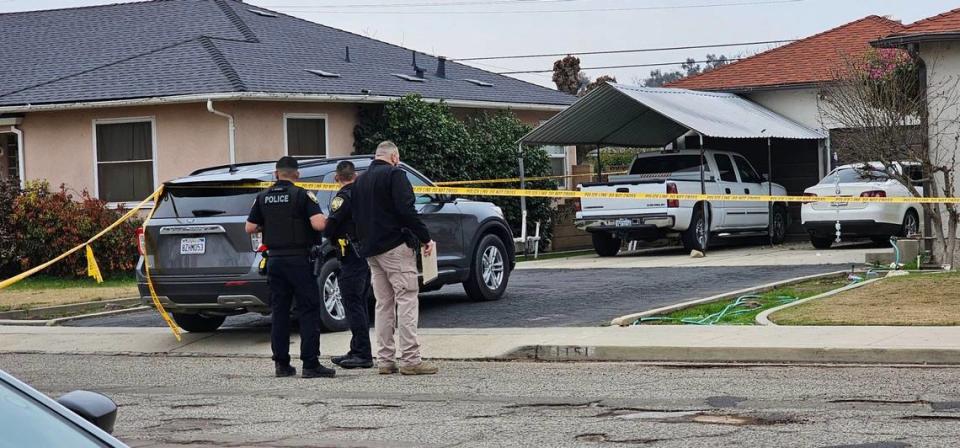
[818,48,960,268]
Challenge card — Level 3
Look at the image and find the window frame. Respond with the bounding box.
[91,116,158,207]
[732,155,763,184]
[283,113,329,158]
[543,145,569,188]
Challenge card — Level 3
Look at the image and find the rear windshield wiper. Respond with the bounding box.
[191,209,227,217]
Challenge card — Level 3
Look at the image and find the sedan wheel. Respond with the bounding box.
[902,210,919,237]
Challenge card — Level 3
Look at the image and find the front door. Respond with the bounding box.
[732,155,768,228]
[712,153,750,228]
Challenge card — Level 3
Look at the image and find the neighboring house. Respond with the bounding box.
[667,15,907,170]
[874,7,960,260]
[0,0,575,204]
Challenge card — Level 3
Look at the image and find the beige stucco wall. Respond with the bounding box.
[745,88,833,132]
[19,100,562,200]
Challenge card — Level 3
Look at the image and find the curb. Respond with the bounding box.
[0,297,141,320]
[0,305,150,327]
[609,270,846,326]
[502,344,960,365]
[755,277,880,326]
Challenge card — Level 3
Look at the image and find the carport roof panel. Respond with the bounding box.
[520,83,826,146]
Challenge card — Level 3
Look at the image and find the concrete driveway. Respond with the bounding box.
[519,240,888,270]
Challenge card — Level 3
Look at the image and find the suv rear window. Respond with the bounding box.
[629,155,710,179]
[153,187,262,219]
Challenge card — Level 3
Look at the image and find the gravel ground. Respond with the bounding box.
[4,353,960,447]
[66,265,845,329]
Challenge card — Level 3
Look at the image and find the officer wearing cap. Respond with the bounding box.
[245,156,336,379]
[324,161,374,369]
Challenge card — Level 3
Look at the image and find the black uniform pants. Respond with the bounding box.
[267,255,321,369]
[339,250,372,360]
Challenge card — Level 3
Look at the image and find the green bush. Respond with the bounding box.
[353,95,556,249]
[1,180,142,278]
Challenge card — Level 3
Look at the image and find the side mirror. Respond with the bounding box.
[57,391,118,434]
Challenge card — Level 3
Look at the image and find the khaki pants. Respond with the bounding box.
[368,243,421,367]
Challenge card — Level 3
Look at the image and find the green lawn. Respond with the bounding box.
[4,275,136,291]
[636,275,850,326]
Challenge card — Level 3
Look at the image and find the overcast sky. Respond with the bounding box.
[2,0,957,88]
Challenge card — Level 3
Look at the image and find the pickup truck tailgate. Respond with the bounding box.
[579,180,668,217]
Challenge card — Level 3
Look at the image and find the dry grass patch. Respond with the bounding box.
[0,276,137,311]
[771,273,960,326]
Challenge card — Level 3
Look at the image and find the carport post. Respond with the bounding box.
[698,133,709,251]
[518,143,527,256]
[768,137,773,247]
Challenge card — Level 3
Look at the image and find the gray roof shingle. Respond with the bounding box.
[0,0,575,108]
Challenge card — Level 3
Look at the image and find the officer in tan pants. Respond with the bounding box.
[352,141,438,375]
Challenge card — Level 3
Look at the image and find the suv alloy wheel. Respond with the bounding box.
[463,234,510,301]
[316,258,350,332]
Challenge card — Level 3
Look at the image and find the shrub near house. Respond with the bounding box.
[0,180,141,278]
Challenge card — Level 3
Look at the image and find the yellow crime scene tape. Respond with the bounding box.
[5,174,960,341]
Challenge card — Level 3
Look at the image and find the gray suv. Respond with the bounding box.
[136,156,515,332]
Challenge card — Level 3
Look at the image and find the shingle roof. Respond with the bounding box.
[0,0,574,108]
[894,7,960,35]
[666,16,905,92]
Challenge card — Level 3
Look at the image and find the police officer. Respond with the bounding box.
[324,161,374,369]
[353,141,438,376]
[245,156,336,379]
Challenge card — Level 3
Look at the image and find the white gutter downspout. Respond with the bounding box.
[206,99,236,165]
[11,125,24,188]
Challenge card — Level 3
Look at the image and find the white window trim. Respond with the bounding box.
[91,116,159,208]
[544,146,569,188]
[0,128,24,188]
[283,113,329,157]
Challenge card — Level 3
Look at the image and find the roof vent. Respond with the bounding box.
[248,9,278,17]
[306,69,341,78]
[436,56,447,78]
[392,73,426,83]
[464,79,493,87]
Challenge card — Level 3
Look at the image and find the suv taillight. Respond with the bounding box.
[666,182,679,208]
[135,227,146,256]
[860,190,886,198]
[251,232,263,252]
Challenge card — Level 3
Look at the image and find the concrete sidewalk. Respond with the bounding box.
[3,324,960,365]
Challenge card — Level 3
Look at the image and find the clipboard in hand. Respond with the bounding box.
[421,243,439,285]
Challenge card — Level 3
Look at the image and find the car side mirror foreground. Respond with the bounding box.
[58,390,118,434]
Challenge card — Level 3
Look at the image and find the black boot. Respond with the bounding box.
[330,354,351,367]
[302,364,336,378]
[338,356,374,369]
[275,363,297,378]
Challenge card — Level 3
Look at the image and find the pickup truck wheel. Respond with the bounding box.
[591,232,621,257]
[172,313,225,333]
[317,258,350,332]
[464,234,510,301]
[682,206,709,252]
[770,205,788,244]
[810,236,834,249]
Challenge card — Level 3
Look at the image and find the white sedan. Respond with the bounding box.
[801,163,922,249]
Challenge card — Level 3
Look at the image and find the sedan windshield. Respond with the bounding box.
[0,381,108,448]
[818,168,890,185]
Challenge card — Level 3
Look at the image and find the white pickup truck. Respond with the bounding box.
[575,149,789,256]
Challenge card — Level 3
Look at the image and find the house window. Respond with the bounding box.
[285,114,327,157]
[94,118,156,203]
[543,146,568,187]
[0,133,18,182]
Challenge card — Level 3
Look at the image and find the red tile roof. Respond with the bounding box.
[667,16,905,91]
[892,7,960,35]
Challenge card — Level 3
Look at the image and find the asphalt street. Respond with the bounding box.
[67,264,844,329]
[5,353,959,447]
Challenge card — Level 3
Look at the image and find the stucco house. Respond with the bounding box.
[0,0,575,205]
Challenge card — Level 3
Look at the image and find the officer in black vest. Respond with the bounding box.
[246,156,336,379]
[324,161,374,369]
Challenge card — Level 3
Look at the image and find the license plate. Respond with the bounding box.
[180,237,206,255]
[831,202,849,207]
[615,218,632,228]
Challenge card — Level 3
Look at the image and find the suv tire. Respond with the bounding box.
[463,234,510,301]
[591,232,621,257]
[810,236,834,249]
[682,205,709,252]
[317,258,350,332]
[172,313,225,332]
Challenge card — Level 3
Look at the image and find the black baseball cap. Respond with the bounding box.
[276,156,299,170]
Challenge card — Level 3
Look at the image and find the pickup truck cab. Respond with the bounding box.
[575,149,789,256]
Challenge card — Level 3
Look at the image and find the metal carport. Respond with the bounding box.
[517,83,827,242]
